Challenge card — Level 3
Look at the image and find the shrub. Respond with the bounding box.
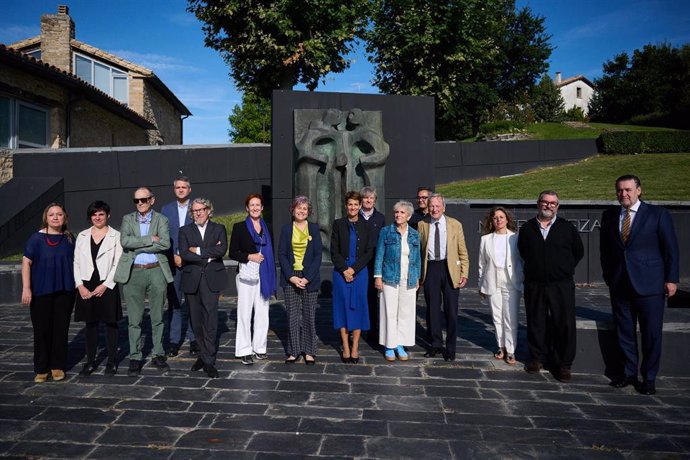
[478,120,526,135]
[598,130,690,154]
[563,106,588,122]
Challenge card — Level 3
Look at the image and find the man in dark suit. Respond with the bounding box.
[161,175,197,357]
[179,198,228,378]
[359,186,385,344]
[600,175,679,395]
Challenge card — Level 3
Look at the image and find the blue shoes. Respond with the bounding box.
[395,345,409,361]
[384,348,396,361]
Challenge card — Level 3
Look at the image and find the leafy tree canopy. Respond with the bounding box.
[589,42,690,129]
[228,93,271,143]
[531,74,564,122]
[187,0,370,99]
[366,0,552,139]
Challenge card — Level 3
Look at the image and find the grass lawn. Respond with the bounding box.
[460,122,676,142]
[437,153,690,201]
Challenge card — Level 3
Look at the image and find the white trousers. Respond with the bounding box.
[235,277,269,357]
[379,282,417,348]
[488,269,520,354]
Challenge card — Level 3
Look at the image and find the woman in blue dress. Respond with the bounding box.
[330,191,373,363]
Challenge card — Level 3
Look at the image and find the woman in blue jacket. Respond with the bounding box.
[278,196,322,365]
[374,201,420,361]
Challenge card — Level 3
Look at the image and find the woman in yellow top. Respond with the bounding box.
[278,196,323,365]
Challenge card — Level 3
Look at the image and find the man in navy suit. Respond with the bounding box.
[600,175,679,395]
[179,198,228,378]
[161,175,197,356]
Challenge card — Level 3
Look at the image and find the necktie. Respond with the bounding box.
[434,222,440,260]
[621,209,631,243]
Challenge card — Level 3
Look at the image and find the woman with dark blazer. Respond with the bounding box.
[228,193,276,365]
[278,196,322,365]
[330,191,373,363]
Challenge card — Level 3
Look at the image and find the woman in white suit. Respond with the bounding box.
[478,207,523,365]
[73,201,123,376]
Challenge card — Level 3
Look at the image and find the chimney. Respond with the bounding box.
[39,5,75,72]
[555,72,562,84]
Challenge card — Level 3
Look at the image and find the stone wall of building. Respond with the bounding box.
[142,79,183,144]
[0,151,13,186]
[69,99,150,147]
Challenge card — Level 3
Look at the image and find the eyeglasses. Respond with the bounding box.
[192,207,208,214]
[133,197,151,204]
[417,195,430,200]
[539,200,559,207]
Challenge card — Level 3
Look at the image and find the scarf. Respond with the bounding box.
[245,216,276,300]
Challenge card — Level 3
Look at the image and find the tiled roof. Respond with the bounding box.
[0,43,156,129]
[557,74,596,89]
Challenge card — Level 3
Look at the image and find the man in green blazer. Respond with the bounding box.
[114,187,173,376]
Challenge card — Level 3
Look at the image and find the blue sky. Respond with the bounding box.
[2,0,689,144]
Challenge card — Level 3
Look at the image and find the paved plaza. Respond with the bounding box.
[0,287,688,459]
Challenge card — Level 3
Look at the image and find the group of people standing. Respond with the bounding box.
[20,174,678,394]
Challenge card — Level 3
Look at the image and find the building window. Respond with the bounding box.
[74,53,129,105]
[0,96,50,149]
[25,48,42,60]
[576,87,582,99]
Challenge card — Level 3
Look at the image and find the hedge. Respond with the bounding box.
[598,130,690,154]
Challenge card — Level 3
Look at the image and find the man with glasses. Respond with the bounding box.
[409,186,432,230]
[114,187,173,376]
[179,198,227,378]
[161,175,198,357]
[518,190,583,381]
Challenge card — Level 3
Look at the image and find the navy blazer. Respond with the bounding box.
[600,201,679,296]
[278,221,322,292]
[161,200,193,256]
[179,221,228,293]
[330,217,373,274]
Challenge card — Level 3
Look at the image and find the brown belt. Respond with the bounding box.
[132,262,160,269]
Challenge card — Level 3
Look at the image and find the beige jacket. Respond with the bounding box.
[73,226,123,290]
[419,216,469,289]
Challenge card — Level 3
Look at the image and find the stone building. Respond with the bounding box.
[555,72,596,116]
[3,4,190,149]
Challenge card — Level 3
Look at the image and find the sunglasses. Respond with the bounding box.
[133,197,151,204]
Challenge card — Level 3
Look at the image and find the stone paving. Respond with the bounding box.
[0,287,688,459]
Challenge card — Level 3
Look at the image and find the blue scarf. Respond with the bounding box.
[245,216,276,300]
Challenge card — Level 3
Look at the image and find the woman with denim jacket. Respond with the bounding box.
[373,201,421,361]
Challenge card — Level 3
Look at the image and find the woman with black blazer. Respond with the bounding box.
[277,196,323,365]
[330,191,372,363]
[228,193,276,365]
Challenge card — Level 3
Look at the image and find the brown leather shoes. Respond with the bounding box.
[525,360,543,374]
[557,367,572,382]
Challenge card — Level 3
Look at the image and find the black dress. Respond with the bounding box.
[74,237,122,323]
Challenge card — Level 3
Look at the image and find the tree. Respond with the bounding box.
[531,74,564,122]
[228,93,271,143]
[589,43,690,128]
[187,0,370,100]
[366,0,552,139]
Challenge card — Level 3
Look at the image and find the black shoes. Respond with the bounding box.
[424,347,444,358]
[191,358,205,372]
[253,353,268,360]
[127,360,141,377]
[151,355,170,371]
[557,367,572,382]
[167,343,181,358]
[638,381,656,395]
[79,362,98,376]
[189,341,200,356]
[443,352,456,362]
[241,355,254,366]
[204,365,219,378]
[611,376,639,389]
[526,360,544,374]
[104,362,117,376]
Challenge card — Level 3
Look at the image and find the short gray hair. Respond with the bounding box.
[190,197,213,217]
[393,200,414,218]
[428,193,445,206]
[360,186,377,199]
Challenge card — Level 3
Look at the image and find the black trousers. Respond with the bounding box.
[187,275,220,367]
[524,279,576,367]
[30,290,75,373]
[423,260,459,353]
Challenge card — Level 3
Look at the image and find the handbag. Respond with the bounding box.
[238,246,261,282]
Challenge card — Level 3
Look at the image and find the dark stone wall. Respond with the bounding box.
[434,139,598,184]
